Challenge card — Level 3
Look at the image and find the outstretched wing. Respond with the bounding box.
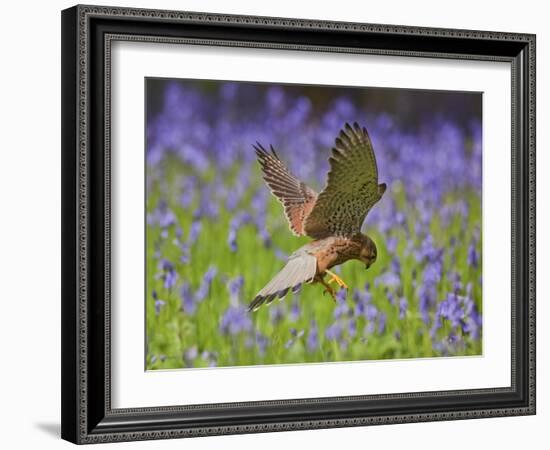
[304,122,386,239]
[254,143,318,236]
[248,250,317,312]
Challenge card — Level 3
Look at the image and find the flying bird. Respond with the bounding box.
[248,122,386,312]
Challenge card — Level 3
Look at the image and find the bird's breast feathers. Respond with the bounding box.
[302,236,360,273]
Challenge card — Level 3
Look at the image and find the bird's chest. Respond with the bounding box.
[313,238,357,273]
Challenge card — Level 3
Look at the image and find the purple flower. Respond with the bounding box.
[467,241,479,268]
[378,312,387,334]
[274,248,288,261]
[152,290,165,315]
[188,220,202,244]
[375,270,400,289]
[180,282,195,314]
[160,259,177,290]
[438,292,465,328]
[149,200,176,229]
[270,305,285,325]
[258,226,272,248]
[220,306,252,335]
[225,188,241,211]
[325,322,343,341]
[290,300,300,322]
[228,276,244,306]
[201,350,218,367]
[179,241,190,264]
[418,259,441,323]
[150,354,166,365]
[463,311,482,340]
[364,322,376,335]
[285,329,304,348]
[399,297,408,319]
[415,234,442,263]
[449,271,462,293]
[460,283,482,340]
[386,236,398,254]
[266,86,285,111]
[307,320,319,351]
[184,346,198,366]
[365,304,378,321]
[334,290,349,319]
[255,332,269,356]
[195,266,217,302]
[179,187,194,208]
[227,228,238,252]
[348,318,357,338]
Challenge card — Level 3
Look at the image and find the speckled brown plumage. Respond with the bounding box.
[249,122,385,312]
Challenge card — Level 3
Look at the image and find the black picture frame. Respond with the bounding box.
[61,4,536,444]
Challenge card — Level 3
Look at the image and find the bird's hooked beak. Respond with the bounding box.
[365,263,371,270]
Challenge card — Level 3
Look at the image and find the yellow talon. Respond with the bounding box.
[326,269,348,289]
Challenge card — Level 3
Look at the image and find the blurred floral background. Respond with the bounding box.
[145,78,482,369]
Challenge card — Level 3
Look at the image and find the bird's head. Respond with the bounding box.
[356,234,377,270]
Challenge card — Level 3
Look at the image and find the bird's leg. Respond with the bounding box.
[316,276,336,302]
[325,269,348,289]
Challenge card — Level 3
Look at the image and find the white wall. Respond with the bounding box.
[0,0,545,448]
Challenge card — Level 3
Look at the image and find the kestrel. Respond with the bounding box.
[248,122,386,312]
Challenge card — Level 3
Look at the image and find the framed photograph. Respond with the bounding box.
[61,4,536,444]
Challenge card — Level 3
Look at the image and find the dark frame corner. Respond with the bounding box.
[61,4,535,444]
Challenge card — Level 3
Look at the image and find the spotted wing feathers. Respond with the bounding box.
[247,251,317,312]
[254,143,318,236]
[304,122,385,238]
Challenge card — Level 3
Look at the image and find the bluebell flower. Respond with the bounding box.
[179,241,190,264]
[227,228,238,252]
[152,290,165,316]
[438,292,465,328]
[378,312,387,334]
[290,300,300,322]
[325,322,343,341]
[285,329,304,348]
[188,220,202,244]
[269,305,285,325]
[151,200,176,229]
[201,350,218,367]
[375,270,400,289]
[220,306,252,335]
[274,248,288,261]
[180,282,195,314]
[184,346,198,366]
[364,322,376,335]
[334,290,349,319]
[467,241,479,268]
[160,259,177,290]
[195,266,217,302]
[307,320,319,351]
[228,276,244,306]
[258,226,272,248]
[348,318,357,338]
[266,86,285,111]
[255,332,269,356]
[386,236,398,254]
[365,304,378,321]
[399,297,408,320]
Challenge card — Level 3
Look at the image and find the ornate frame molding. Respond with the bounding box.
[61,4,536,444]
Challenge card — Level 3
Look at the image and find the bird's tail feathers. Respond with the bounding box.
[248,254,317,312]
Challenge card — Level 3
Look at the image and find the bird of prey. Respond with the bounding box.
[248,122,386,312]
